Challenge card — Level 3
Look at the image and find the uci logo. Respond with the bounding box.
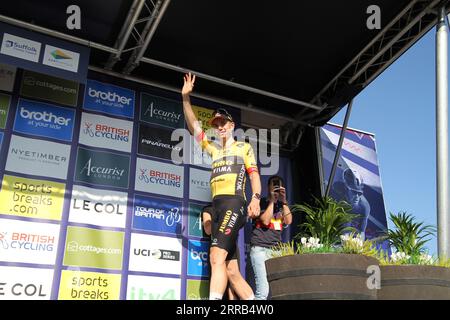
[190,249,208,261]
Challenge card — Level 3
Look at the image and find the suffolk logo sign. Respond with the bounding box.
[140,93,184,129]
[0,218,60,265]
[6,135,71,180]
[1,33,41,63]
[133,195,182,235]
[13,99,75,142]
[0,175,66,221]
[75,147,130,189]
[79,112,133,153]
[42,45,80,73]
[69,185,128,228]
[83,80,135,118]
[135,158,184,198]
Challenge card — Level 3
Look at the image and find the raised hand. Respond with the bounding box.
[182,72,196,96]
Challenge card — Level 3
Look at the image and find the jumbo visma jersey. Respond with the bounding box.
[196,131,258,199]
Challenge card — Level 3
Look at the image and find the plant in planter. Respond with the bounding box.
[378,211,450,300]
[265,196,380,300]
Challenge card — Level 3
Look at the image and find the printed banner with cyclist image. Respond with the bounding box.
[320,123,389,249]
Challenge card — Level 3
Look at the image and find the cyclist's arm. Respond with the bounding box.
[181,73,202,137]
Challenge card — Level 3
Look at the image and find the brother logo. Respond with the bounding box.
[88,88,132,105]
[20,107,71,126]
[190,249,208,262]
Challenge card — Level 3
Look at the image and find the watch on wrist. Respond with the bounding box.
[252,193,261,200]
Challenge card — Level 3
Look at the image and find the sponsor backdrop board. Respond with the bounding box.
[0,61,295,300]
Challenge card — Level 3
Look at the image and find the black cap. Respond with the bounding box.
[208,108,234,125]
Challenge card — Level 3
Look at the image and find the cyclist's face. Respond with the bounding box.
[347,188,363,205]
[212,118,234,139]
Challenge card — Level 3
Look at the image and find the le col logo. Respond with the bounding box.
[0,282,48,297]
[20,107,71,126]
[88,87,132,106]
[72,198,125,215]
[135,206,181,227]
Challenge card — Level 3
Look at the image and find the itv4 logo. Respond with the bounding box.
[129,286,176,300]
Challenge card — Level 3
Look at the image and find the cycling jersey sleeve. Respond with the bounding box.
[195,130,217,156]
[244,143,258,174]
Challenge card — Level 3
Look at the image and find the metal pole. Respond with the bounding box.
[324,99,354,197]
[436,5,449,258]
[141,57,323,110]
[123,0,169,75]
[105,0,146,70]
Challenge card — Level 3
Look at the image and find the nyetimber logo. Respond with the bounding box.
[20,107,71,126]
[83,122,130,142]
[88,87,132,106]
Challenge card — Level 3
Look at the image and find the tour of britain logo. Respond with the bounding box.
[74,147,130,189]
[79,112,133,153]
[13,99,75,142]
[83,79,135,119]
[132,195,182,235]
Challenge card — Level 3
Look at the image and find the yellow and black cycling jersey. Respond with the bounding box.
[196,131,258,199]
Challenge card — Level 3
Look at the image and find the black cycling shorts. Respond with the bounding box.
[210,195,247,257]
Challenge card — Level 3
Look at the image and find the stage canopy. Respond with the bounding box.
[0,0,444,149]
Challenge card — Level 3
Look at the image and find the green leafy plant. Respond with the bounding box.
[291,196,358,247]
[340,233,379,258]
[383,211,437,265]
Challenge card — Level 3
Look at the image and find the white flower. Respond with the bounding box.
[308,237,316,245]
[301,237,307,245]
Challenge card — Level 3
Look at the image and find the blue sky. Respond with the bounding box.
[331,27,441,255]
